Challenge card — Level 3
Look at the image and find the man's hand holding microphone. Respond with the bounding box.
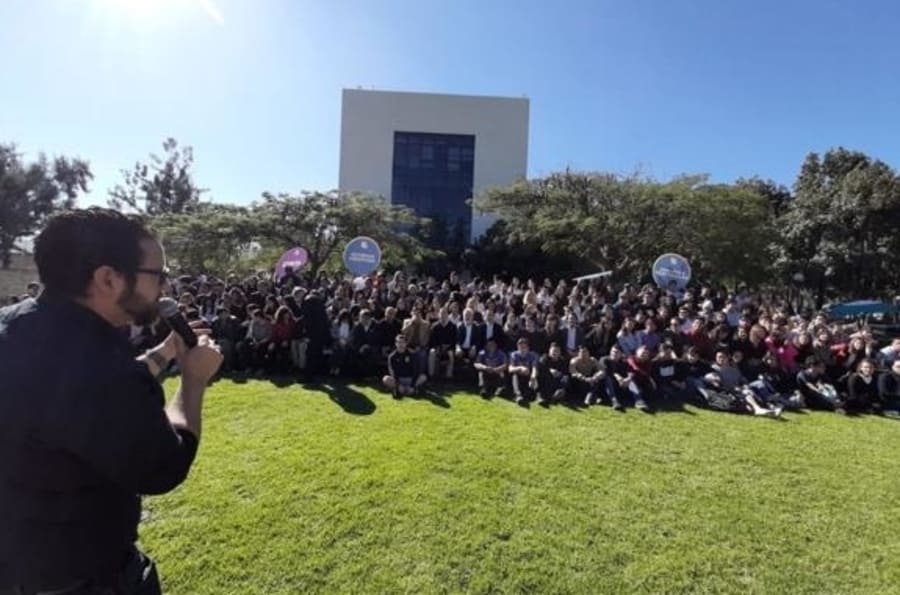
[143,297,224,440]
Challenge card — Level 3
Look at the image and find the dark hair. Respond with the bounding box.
[34,208,154,299]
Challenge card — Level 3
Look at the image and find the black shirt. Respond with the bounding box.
[429,320,457,348]
[388,349,417,378]
[0,298,198,587]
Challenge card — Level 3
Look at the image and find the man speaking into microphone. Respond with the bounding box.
[0,209,223,594]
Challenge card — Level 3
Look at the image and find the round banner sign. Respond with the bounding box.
[652,253,692,290]
[343,236,382,276]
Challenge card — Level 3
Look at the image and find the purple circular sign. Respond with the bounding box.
[274,247,309,280]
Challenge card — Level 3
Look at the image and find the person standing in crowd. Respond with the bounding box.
[428,307,457,380]
[351,309,380,378]
[299,288,330,380]
[456,307,484,369]
[0,209,222,595]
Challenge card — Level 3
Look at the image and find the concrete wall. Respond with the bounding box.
[0,253,38,301]
[339,89,529,241]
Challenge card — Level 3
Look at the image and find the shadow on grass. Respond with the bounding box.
[414,388,452,409]
[313,382,377,415]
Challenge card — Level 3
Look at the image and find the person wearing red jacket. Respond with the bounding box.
[625,346,657,411]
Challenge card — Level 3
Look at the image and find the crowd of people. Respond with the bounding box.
[7,269,900,418]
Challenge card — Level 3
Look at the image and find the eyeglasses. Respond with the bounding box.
[135,267,170,284]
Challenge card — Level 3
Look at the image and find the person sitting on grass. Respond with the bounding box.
[601,344,631,411]
[846,358,883,415]
[796,356,843,413]
[624,346,657,411]
[537,342,570,406]
[653,342,689,401]
[474,338,507,398]
[877,359,900,418]
[383,334,426,399]
[508,337,539,405]
[704,349,783,417]
[698,372,783,417]
[747,351,803,410]
[711,349,748,392]
[570,345,606,406]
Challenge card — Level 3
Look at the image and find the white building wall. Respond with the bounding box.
[339,89,529,241]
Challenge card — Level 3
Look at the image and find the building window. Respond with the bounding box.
[391,131,475,247]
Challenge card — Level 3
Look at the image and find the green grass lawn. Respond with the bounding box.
[142,379,900,594]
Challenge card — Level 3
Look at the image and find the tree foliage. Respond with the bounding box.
[475,171,775,286]
[149,203,255,274]
[109,138,205,216]
[777,147,900,301]
[247,191,438,278]
[0,144,92,267]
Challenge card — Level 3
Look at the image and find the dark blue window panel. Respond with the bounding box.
[392,131,475,245]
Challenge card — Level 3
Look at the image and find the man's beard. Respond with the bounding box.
[118,285,158,326]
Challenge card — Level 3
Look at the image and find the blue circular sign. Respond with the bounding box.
[343,236,382,276]
[652,253,692,290]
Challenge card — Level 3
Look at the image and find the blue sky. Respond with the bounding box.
[1,0,898,207]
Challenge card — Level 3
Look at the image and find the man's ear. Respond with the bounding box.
[90,265,125,300]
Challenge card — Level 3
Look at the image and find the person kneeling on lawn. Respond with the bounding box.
[474,338,507,397]
[383,334,426,399]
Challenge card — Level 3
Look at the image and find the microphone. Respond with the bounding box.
[158,297,198,349]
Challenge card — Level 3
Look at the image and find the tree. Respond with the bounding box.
[108,138,205,216]
[778,148,900,303]
[474,170,652,279]
[663,180,776,287]
[474,170,777,285]
[249,191,437,278]
[735,176,793,219]
[150,203,255,274]
[0,144,92,267]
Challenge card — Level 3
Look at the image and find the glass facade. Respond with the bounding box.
[391,131,475,245]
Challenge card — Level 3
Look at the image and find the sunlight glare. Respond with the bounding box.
[94,0,224,25]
